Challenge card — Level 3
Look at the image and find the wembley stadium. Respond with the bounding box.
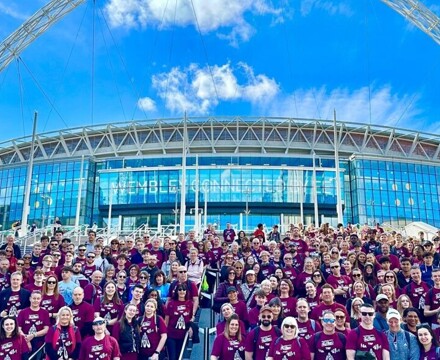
[0,116,439,234]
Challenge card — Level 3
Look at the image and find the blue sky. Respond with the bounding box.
[0,0,440,143]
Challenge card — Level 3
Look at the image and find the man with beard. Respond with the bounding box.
[374,294,390,332]
[245,305,281,360]
[70,287,95,339]
[71,261,89,288]
[0,259,10,292]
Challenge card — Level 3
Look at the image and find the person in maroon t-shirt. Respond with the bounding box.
[17,290,50,353]
[138,298,167,359]
[326,260,351,305]
[83,252,97,279]
[296,298,321,345]
[84,270,103,305]
[267,316,311,360]
[79,317,121,360]
[424,268,440,325]
[24,268,44,292]
[165,283,193,360]
[245,306,280,360]
[211,313,246,360]
[0,316,30,360]
[346,303,390,360]
[70,287,95,339]
[41,275,66,324]
[311,310,346,360]
[405,266,430,311]
[310,285,350,327]
[93,281,124,333]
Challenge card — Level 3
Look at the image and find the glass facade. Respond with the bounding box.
[98,168,341,206]
[1,153,439,232]
[0,159,95,229]
[349,159,440,227]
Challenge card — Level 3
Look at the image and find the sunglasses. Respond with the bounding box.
[313,274,321,277]
[352,274,362,277]
[79,249,86,251]
[385,275,395,279]
[322,318,335,324]
[53,254,61,257]
[331,266,340,269]
[261,315,272,319]
[88,256,95,259]
[284,257,292,260]
[140,276,148,279]
[17,262,24,266]
[283,324,295,329]
[361,312,375,316]
[5,250,12,253]
[335,315,345,320]
[179,271,187,274]
[47,281,57,285]
[118,275,126,278]
[177,288,187,291]
[93,320,106,326]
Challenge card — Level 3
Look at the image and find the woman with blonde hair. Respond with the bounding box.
[349,297,364,329]
[44,306,81,360]
[396,294,413,317]
[211,313,246,360]
[267,316,311,360]
[138,298,167,360]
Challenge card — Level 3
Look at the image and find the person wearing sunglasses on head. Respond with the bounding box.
[166,266,199,317]
[165,283,193,360]
[79,316,121,360]
[311,310,346,360]
[346,303,390,360]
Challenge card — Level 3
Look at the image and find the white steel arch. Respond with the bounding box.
[381,0,440,46]
[0,0,86,73]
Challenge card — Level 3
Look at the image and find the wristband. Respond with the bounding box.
[155,351,160,355]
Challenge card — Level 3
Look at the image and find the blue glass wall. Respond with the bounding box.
[98,168,341,207]
[0,160,95,229]
[349,159,440,227]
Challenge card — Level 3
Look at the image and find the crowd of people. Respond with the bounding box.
[0,221,439,359]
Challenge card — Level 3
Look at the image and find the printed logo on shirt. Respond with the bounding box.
[91,345,104,352]
[363,335,376,343]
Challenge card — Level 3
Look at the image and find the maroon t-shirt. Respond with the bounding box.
[0,335,29,359]
[268,336,311,360]
[346,326,389,360]
[244,327,280,360]
[297,319,322,344]
[423,287,440,324]
[83,264,96,279]
[310,331,346,360]
[165,299,193,339]
[280,296,297,317]
[84,283,102,305]
[70,301,95,337]
[42,294,66,323]
[211,333,246,360]
[138,314,167,357]
[5,290,23,315]
[24,283,43,292]
[93,299,124,331]
[79,335,121,360]
[17,307,50,347]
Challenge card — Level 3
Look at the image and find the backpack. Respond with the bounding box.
[252,326,282,355]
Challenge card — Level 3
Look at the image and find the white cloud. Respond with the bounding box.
[137,97,156,112]
[104,0,283,44]
[268,85,422,129]
[300,0,353,17]
[0,3,28,21]
[146,62,279,114]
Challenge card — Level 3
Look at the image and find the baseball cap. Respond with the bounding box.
[386,309,401,321]
[246,270,256,276]
[260,305,274,314]
[227,286,237,294]
[92,317,106,325]
[376,294,389,302]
